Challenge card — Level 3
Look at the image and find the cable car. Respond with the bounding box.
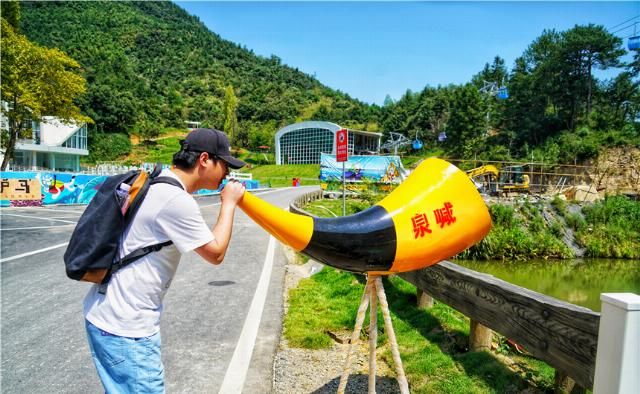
[629,36,640,51]
[438,132,447,142]
[412,139,423,150]
[497,87,509,100]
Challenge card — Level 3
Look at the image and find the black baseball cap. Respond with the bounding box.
[181,128,246,169]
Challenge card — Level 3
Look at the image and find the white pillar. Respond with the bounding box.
[593,293,640,394]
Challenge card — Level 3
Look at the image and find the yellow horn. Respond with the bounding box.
[238,158,491,274]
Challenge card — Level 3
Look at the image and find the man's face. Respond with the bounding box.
[207,155,228,189]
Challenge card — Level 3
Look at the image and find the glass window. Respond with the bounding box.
[279,127,333,164]
[62,125,87,150]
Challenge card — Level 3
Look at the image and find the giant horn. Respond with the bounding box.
[238,158,491,274]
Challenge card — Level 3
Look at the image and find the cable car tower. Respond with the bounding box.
[479,80,509,135]
[380,132,412,155]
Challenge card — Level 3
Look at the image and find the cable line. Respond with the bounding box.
[608,15,639,31]
[610,22,638,35]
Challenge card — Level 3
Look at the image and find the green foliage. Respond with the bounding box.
[86,133,131,163]
[462,200,573,260]
[20,1,376,142]
[0,17,90,170]
[1,1,21,30]
[488,204,516,228]
[576,196,640,258]
[18,3,638,165]
[223,85,239,145]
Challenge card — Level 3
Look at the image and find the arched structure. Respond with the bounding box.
[274,121,381,165]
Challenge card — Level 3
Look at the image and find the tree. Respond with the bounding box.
[444,85,486,158]
[2,0,20,30]
[223,85,238,145]
[559,24,624,116]
[1,19,91,170]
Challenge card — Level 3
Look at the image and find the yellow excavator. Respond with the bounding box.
[466,164,530,195]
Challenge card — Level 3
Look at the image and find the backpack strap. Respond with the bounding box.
[111,240,174,275]
[150,162,164,178]
[98,175,186,293]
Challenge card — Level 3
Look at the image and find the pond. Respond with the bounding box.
[455,258,640,312]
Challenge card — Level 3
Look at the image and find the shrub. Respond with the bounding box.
[489,204,516,228]
[87,132,131,162]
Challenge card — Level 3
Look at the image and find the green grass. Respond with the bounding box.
[461,200,574,260]
[123,136,182,165]
[288,198,557,392]
[242,163,321,187]
[577,196,640,258]
[303,198,375,217]
[285,267,555,393]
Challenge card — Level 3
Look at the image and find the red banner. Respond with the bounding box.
[336,129,348,162]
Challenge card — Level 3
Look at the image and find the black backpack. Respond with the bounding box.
[64,164,184,285]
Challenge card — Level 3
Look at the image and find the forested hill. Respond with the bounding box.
[18,2,639,164]
[20,1,378,141]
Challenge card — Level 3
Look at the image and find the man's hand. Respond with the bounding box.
[220,180,245,205]
[195,180,245,265]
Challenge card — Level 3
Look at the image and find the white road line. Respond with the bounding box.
[218,236,276,394]
[3,207,84,214]
[0,213,77,224]
[0,242,69,263]
[0,224,75,231]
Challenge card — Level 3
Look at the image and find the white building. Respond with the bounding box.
[0,116,88,172]
[275,121,381,165]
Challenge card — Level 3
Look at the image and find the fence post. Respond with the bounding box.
[416,289,433,309]
[469,320,492,352]
[593,293,640,394]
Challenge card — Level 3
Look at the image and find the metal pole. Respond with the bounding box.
[342,161,346,216]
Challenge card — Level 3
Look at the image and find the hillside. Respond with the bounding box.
[20,1,378,141]
[18,2,639,166]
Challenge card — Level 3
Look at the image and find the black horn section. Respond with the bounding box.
[302,205,396,273]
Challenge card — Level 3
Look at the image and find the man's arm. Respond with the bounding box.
[195,181,245,264]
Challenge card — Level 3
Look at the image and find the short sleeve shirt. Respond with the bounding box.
[83,169,214,337]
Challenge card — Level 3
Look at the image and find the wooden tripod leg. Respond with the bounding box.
[369,276,378,393]
[338,279,372,394]
[375,277,410,394]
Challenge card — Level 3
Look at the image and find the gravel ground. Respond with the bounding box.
[271,249,402,393]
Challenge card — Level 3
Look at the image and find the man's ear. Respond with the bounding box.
[198,152,210,167]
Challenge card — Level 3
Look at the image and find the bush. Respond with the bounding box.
[87,132,131,162]
[489,204,516,228]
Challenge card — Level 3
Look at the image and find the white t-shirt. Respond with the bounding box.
[83,169,214,337]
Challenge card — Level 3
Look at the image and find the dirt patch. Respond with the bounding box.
[273,248,401,393]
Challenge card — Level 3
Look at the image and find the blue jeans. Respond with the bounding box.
[85,320,165,393]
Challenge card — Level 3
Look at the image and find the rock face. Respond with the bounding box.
[589,147,640,196]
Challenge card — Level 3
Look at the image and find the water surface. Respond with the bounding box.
[456,258,640,311]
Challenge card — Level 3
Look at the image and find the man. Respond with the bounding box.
[83,128,246,393]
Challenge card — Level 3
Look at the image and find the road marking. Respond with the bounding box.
[0,242,69,263]
[218,235,276,394]
[0,213,77,224]
[5,207,84,214]
[0,224,75,231]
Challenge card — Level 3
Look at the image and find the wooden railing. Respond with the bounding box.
[400,263,599,390]
[289,190,602,391]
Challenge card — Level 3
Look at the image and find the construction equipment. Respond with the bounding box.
[466,164,530,195]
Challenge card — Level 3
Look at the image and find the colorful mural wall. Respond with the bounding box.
[319,153,405,184]
[1,171,261,207]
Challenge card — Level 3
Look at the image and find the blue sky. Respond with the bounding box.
[176,1,639,105]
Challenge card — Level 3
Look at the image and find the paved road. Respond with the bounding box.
[1,186,316,393]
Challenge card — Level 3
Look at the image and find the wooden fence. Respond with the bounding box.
[289,190,602,391]
[400,263,599,390]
